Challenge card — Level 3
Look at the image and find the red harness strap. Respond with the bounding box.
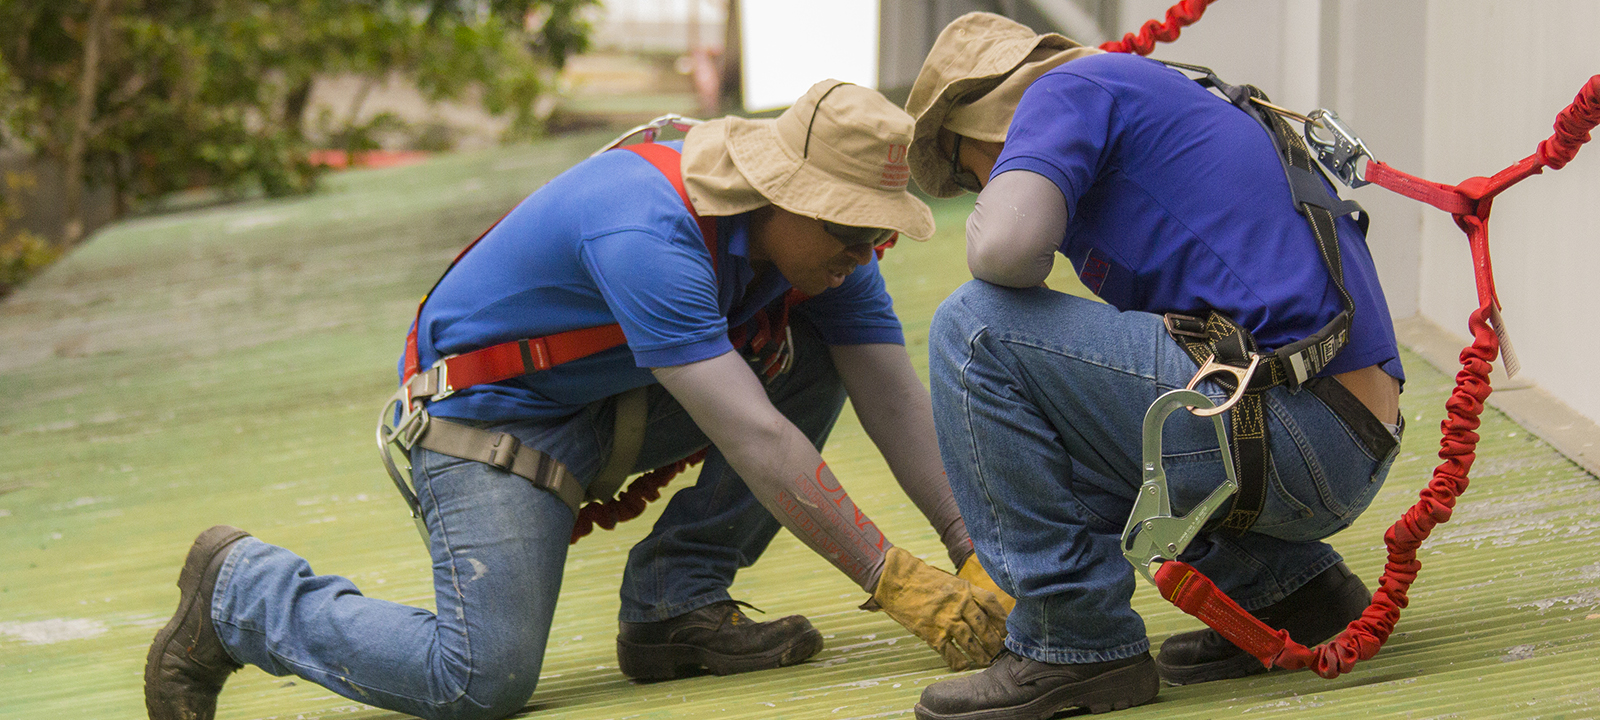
[1149,75,1600,679]
[401,143,717,401]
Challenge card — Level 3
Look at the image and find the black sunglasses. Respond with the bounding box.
[949,134,984,194]
[821,221,896,248]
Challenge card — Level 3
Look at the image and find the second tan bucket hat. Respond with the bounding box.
[905,13,1102,197]
[681,80,935,240]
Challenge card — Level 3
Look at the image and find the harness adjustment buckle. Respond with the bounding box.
[487,432,521,471]
[1305,109,1373,188]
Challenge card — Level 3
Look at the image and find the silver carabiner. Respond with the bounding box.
[1121,389,1240,585]
[1304,108,1373,188]
[592,114,705,156]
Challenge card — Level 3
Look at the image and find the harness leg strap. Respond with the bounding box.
[414,417,585,516]
[588,386,649,503]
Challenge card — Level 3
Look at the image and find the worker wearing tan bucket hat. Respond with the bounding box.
[905,12,1404,720]
[145,80,1009,720]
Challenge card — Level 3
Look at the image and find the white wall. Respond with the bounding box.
[1115,0,1600,422]
[1418,0,1600,421]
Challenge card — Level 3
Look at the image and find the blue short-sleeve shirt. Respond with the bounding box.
[405,141,904,422]
[992,53,1403,383]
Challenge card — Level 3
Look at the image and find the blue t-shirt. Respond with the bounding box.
[993,53,1403,383]
[405,141,905,421]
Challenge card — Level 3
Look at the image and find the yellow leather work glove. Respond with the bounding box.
[957,554,1017,616]
[869,546,1008,671]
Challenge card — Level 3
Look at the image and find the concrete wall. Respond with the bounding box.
[1416,1,1600,422]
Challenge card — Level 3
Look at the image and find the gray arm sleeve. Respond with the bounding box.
[653,351,891,592]
[965,169,1070,288]
[829,343,973,569]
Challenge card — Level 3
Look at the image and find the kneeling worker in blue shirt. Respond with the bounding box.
[145,80,1011,720]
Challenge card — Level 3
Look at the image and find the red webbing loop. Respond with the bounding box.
[1100,0,1219,55]
[1154,562,1290,666]
[1154,75,1599,679]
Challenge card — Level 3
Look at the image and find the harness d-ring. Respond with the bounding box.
[1183,352,1262,417]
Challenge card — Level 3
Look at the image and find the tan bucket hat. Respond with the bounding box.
[905,12,1103,197]
[681,79,935,240]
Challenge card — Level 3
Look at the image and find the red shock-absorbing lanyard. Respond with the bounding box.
[1107,0,1600,679]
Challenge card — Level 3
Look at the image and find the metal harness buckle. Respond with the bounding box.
[1121,389,1240,585]
[1183,352,1262,418]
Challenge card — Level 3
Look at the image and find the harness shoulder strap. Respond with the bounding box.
[402,144,718,402]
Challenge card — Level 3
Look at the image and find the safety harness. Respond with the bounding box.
[377,117,798,544]
[1110,0,1600,680]
[1155,60,1366,535]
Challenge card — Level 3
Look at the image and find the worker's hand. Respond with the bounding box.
[957,554,1016,616]
[868,546,1007,670]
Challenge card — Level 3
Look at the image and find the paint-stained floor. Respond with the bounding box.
[1,135,1596,719]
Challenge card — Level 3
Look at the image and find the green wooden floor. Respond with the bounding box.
[1,135,1597,719]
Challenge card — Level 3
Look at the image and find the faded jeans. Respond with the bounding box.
[929,282,1399,665]
[210,320,846,719]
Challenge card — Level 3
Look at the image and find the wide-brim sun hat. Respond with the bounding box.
[681,80,935,241]
[905,12,1102,198]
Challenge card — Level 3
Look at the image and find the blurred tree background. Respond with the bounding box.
[0,0,598,296]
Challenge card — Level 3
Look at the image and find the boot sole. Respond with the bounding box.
[616,625,825,681]
[913,657,1159,720]
[144,526,251,720]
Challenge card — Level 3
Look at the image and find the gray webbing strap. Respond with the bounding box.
[588,387,648,503]
[414,417,585,516]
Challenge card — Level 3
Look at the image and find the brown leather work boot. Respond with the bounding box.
[616,600,824,680]
[145,525,252,720]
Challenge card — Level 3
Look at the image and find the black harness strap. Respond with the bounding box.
[1158,61,1364,534]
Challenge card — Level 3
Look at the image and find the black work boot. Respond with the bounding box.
[1155,561,1371,685]
[616,600,824,680]
[914,650,1159,719]
[145,525,252,720]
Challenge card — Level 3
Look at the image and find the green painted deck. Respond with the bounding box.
[2,135,1597,720]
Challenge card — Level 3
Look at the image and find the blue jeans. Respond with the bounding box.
[929,282,1399,665]
[211,320,846,719]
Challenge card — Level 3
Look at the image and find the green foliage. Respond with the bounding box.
[0,0,598,241]
[0,169,57,296]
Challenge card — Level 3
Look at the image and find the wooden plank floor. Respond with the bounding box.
[1,135,1596,719]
